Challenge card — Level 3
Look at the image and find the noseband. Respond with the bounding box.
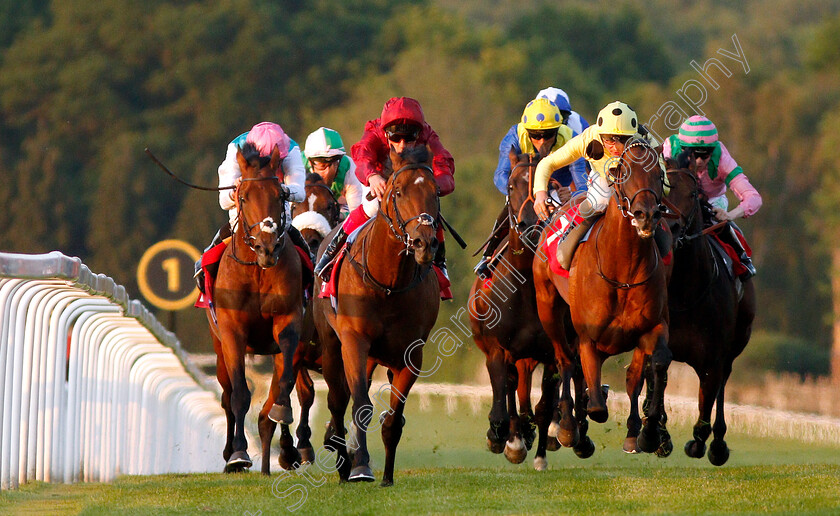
[378,163,440,254]
[232,176,289,266]
[664,168,701,248]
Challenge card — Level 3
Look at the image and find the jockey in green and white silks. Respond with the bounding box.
[302,127,363,220]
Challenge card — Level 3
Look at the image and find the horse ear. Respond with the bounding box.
[236,148,250,176]
[508,145,518,167]
[653,144,663,156]
[269,145,282,174]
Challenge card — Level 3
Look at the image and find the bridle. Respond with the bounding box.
[593,140,667,289]
[299,182,341,227]
[230,176,289,266]
[506,156,540,236]
[377,163,440,254]
[346,162,439,295]
[664,168,701,248]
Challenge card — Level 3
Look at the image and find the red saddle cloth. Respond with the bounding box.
[319,247,452,300]
[538,215,672,279]
[709,227,751,277]
[195,241,314,309]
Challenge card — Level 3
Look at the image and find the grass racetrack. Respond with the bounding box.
[3,388,840,515]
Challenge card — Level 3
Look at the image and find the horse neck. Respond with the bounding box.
[673,201,716,283]
[359,212,420,285]
[506,225,535,269]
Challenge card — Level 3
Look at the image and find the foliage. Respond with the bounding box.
[737,331,831,380]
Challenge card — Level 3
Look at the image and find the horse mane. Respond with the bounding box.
[396,145,431,167]
[306,172,324,184]
[238,141,272,170]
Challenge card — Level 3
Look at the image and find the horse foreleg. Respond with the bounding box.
[684,366,717,460]
[571,360,595,459]
[482,342,509,453]
[578,338,608,423]
[532,362,558,471]
[258,371,279,475]
[219,333,252,472]
[637,327,672,456]
[504,360,527,464]
[623,348,647,453]
[214,342,235,465]
[295,368,316,464]
[380,367,418,487]
[516,359,537,451]
[321,334,351,482]
[269,324,300,424]
[342,336,375,482]
[708,365,733,466]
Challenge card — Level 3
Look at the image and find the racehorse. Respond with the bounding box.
[470,150,585,470]
[534,139,672,456]
[313,145,441,486]
[624,155,755,464]
[207,142,303,474]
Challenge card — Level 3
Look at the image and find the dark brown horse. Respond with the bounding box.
[208,142,303,474]
[313,145,441,486]
[470,151,585,470]
[534,139,672,455]
[624,157,755,464]
[291,173,341,256]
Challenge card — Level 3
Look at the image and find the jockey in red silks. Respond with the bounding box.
[313,97,455,282]
[663,115,762,280]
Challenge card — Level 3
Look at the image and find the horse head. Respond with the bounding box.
[235,142,288,268]
[612,140,665,239]
[664,154,703,246]
[292,173,340,256]
[507,148,541,234]
[382,145,440,266]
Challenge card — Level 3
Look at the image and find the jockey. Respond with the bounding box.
[663,115,762,279]
[194,121,310,293]
[475,97,583,276]
[533,101,669,269]
[313,96,455,282]
[535,86,590,137]
[302,127,363,220]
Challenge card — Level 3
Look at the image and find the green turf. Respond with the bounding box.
[3,394,839,515]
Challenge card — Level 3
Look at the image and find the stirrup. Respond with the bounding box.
[474,256,492,277]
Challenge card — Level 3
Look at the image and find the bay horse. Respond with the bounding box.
[534,139,672,456]
[291,173,341,256]
[470,150,587,470]
[313,145,440,486]
[208,142,303,474]
[624,155,755,464]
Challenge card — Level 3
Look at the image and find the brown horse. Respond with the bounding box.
[624,157,755,464]
[534,139,672,455]
[313,145,441,486]
[470,151,586,470]
[208,142,303,474]
[291,173,341,256]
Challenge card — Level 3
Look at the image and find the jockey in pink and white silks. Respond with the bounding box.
[194,122,310,293]
[663,115,762,279]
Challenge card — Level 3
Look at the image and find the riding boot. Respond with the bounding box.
[474,208,509,277]
[194,227,227,294]
[653,224,672,258]
[727,222,756,280]
[287,225,314,263]
[557,198,600,271]
[314,227,348,282]
[433,239,448,281]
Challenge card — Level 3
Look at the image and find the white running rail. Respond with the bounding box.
[0,251,229,489]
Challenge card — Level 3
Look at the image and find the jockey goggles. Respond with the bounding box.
[692,146,714,159]
[527,128,558,141]
[385,124,420,143]
[310,156,340,165]
[602,134,632,144]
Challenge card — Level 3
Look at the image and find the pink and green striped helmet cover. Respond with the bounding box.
[678,115,719,146]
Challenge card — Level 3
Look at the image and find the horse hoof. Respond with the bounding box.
[298,447,315,464]
[379,410,406,427]
[487,438,505,454]
[684,440,706,459]
[278,446,302,471]
[268,404,294,425]
[224,451,252,473]
[587,407,609,424]
[637,429,658,454]
[623,437,640,454]
[708,440,730,466]
[573,436,596,459]
[655,438,673,458]
[380,480,394,487]
[504,439,527,464]
[349,465,375,482]
[533,456,547,471]
[557,425,580,448]
[546,437,561,452]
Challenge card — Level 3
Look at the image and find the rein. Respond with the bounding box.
[229,176,290,266]
[347,162,438,295]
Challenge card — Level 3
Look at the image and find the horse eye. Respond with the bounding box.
[395,188,402,197]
